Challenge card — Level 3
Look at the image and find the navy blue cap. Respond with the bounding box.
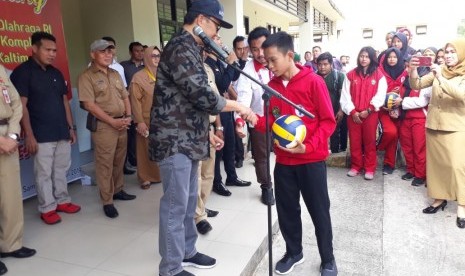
[189,0,233,29]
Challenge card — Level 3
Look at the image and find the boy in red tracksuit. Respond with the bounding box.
[251,32,337,276]
[340,46,387,180]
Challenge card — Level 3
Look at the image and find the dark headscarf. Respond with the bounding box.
[392,32,410,61]
[383,47,405,80]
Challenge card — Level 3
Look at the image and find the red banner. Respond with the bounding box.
[0,0,71,95]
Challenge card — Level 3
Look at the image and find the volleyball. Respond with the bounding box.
[271,115,307,149]
[384,92,400,110]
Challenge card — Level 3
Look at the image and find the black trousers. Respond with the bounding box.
[235,132,244,163]
[274,161,334,263]
[125,122,137,166]
[214,112,237,184]
[339,114,348,151]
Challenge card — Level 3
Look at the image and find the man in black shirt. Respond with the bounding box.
[11,32,81,225]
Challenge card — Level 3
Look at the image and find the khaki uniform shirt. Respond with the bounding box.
[410,72,465,131]
[0,65,22,135]
[78,64,128,117]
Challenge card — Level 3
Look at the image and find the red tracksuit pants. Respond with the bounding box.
[399,118,426,179]
[348,112,378,173]
[377,111,400,168]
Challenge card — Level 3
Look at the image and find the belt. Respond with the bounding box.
[0,118,8,125]
[113,115,124,119]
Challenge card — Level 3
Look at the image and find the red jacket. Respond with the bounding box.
[255,65,336,165]
[346,68,385,114]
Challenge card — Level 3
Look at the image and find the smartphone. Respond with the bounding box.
[417,56,433,67]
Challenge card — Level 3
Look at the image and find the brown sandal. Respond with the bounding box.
[140,181,151,190]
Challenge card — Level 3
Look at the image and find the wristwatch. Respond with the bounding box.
[366,108,372,115]
[8,133,19,141]
[216,126,224,131]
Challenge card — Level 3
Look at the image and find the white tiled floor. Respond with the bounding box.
[4,157,276,276]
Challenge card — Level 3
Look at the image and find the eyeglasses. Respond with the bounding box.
[208,17,221,32]
[151,54,161,58]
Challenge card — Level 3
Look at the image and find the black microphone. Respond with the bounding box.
[193,25,239,67]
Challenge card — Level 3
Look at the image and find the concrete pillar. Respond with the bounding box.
[131,0,161,48]
[221,0,244,48]
[298,1,314,56]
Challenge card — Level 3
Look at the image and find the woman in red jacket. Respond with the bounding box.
[377,47,408,175]
[340,46,387,180]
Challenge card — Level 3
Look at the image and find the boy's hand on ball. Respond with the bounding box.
[276,140,306,154]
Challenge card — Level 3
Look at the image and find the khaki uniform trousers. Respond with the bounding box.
[195,144,216,224]
[0,125,23,253]
[92,121,127,205]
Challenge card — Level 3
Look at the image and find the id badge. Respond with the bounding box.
[2,89,11,104]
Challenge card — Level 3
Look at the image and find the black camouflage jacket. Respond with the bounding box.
[149,28,226,162]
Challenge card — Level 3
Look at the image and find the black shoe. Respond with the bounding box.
[423,200,447,214]
[0,261,6,276]
[103,204,119,218]
[275,252,304,274]
[411,177,425,186]
[0,247,36,258]
[182,252,216,269]
[225,178,251,187]
[235,160,243,168]
[196,220,212,235]
[205,208,219,217]
[320,259,338,276]
[113,190,136,200]
[401,172,414,180]
[382,165,394,175]
[261,188,275,205]
[123,167,136,175]
[457,217,465,229]
[212,182,231,196]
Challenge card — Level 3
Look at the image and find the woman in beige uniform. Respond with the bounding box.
[409,38,465,229]
[129,46,162,189]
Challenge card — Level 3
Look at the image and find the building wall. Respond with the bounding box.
[244,1,290,33]
[131,0,161,48]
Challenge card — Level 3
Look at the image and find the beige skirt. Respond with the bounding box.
[426,129,465,204]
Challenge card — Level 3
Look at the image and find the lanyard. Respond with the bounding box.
[145,68,156,82]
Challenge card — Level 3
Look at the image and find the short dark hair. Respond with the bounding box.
[356,46,378,76]
[31,31,56,47]
[233,36,246,49]
[247,27,270,47]
[312,46,321,51]
[102,36,116,45]
[317,52,333,64]
[262,31,294,55]
[184,11,200,25]
[129,42,143,52]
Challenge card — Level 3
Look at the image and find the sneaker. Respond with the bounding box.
[56,202,81,213]
[40,210,61,225]
[182,252,216,269]
[275,252,304,275]
[320,259,338,276]
[401,172,414,180]
[346,169,359,177]
[364,172,374,180]
[171,271,195,276]
[382,165,394,175]
[411,177,426,186]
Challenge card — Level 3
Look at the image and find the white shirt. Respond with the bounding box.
[235,60,271,119]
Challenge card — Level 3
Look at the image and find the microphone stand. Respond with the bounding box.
[213,53,314,276]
